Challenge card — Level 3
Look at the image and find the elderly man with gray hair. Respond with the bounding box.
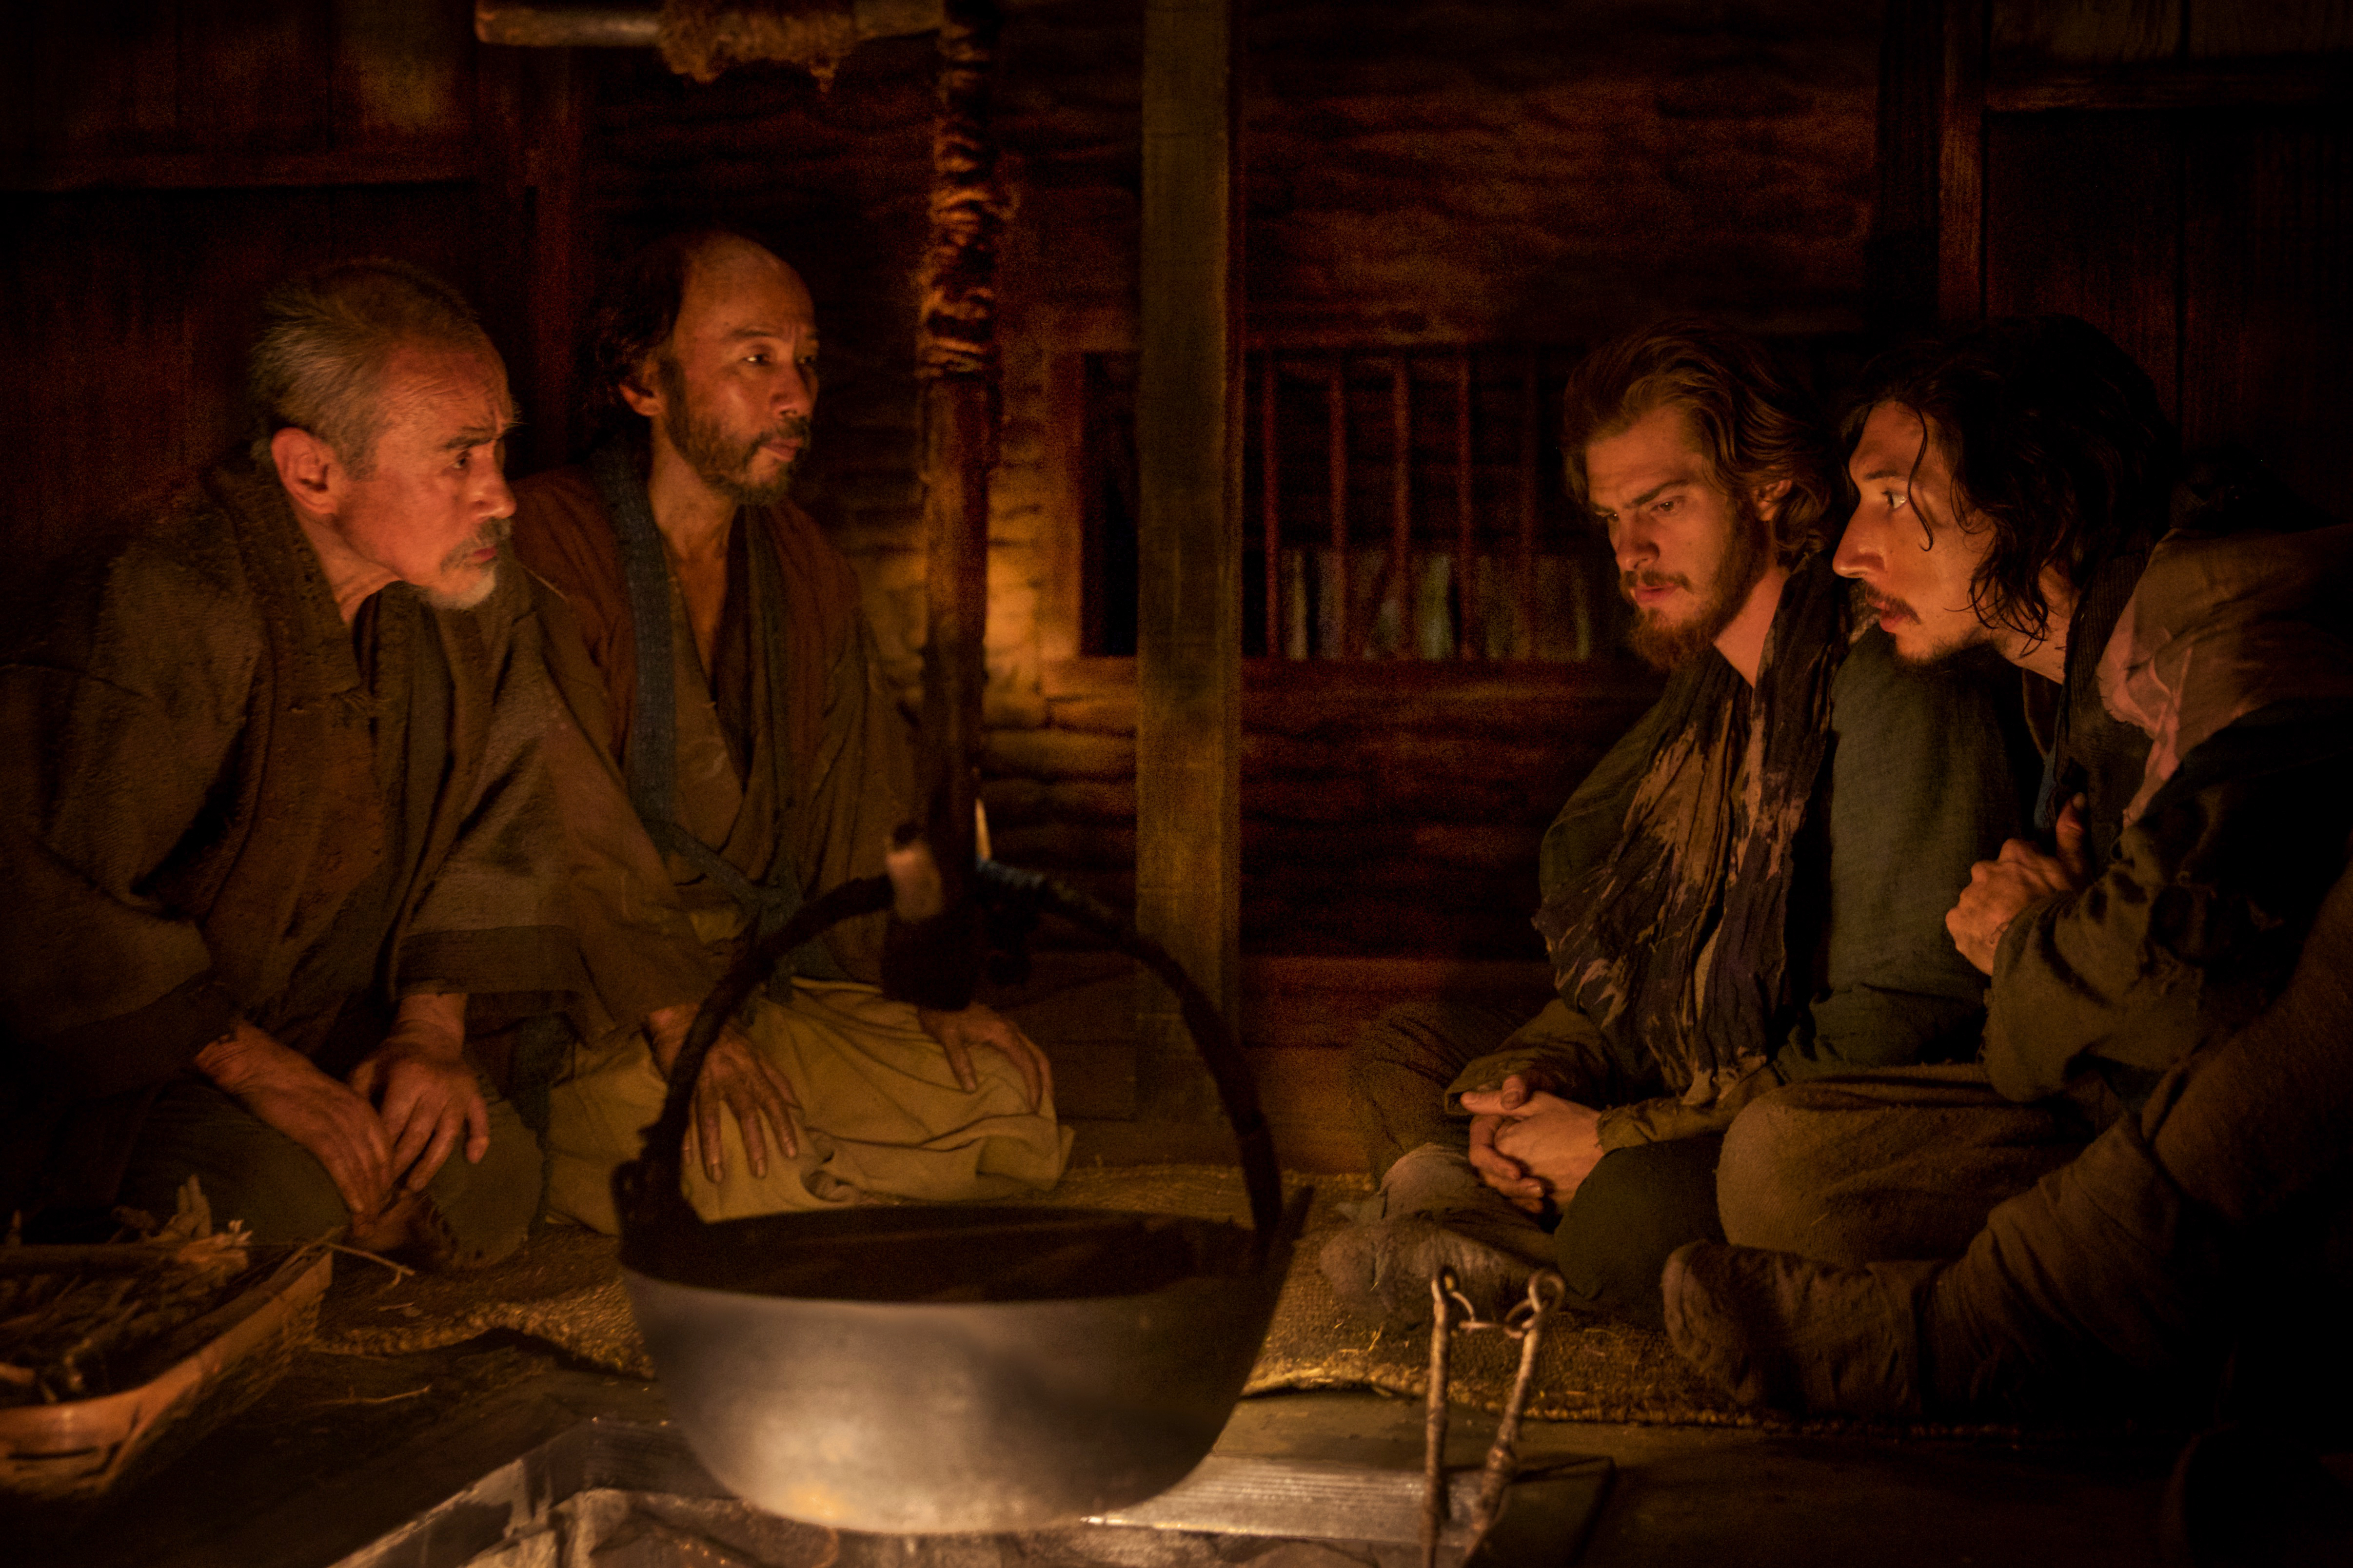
[0,259,591,1268]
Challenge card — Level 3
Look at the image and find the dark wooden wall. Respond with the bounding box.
[0,0,584,570]
[1877,0,2352,503]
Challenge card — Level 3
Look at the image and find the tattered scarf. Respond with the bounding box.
[1533,552,1856,1098]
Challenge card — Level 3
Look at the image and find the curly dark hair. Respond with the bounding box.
[583,227,767,440]
[1561,317,1838,566]
[1842,314,2177,644]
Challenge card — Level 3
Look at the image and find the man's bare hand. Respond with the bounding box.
[1946,795,2093,976]
[196,1020,392,1223]
[916,1002,1052,1110]
[349,993,489,1194]
[1458,1087,1606,1210]
[1461,1073,1548,1212]
[1467,1118,1547,1214]
[646,1001,799,1184]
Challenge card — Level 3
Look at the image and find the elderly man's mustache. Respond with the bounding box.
[440,513,514,572]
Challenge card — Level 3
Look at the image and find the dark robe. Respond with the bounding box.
[0,455,590,1214]
[509,466,914,988]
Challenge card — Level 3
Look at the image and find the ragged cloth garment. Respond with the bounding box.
[545,967,1071,1231]
[1983,475,2353,1109]
[1701,469,2353,1284]
[510,459,1069,1228]
[511,462,906,986]
[1431,552,2024,1155]
[0,454,588,1219]
[1333,550,2026,1327]
[1663,477,2353,1422]
[1531,549,1853,1117]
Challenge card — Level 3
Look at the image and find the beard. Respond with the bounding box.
[421,514,512,611]
[658,356,810,507]
[1621,504,1773,671]
[1867,589,2006,668]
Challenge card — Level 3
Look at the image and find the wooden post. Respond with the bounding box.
[1326,363,1350,657]
[915,0,1006,946]
[1387,359,1411,658]
[1260,353,1280,657]
[1135,0,1241,1117]
[1938,0,1988,322]
[1454,350,1475,659]
[1516,348,1539,659]
[472,45,586,474]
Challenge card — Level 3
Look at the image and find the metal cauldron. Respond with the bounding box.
[615,866,1305,1534]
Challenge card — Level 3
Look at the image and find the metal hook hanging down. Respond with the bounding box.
[1419,1267,1567,1568]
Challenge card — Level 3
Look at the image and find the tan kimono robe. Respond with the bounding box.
[511,465,1068,1230]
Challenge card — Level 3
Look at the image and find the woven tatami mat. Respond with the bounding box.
[316,1224,654,1377]
[312,1164,2032,1435]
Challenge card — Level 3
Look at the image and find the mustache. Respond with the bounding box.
[1619,568,1691,596]
[440,514,513,571]
[758,413,812,449]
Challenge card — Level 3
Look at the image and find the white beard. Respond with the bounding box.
[422,563,497,611]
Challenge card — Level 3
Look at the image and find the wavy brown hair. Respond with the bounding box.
[1561,318,1838,565]
[1843,314,2176,644]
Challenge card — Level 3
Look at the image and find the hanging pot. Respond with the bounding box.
[615,866,1305,1534]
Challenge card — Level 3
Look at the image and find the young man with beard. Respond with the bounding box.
[1664,315,2353,1426]
[510,230,1069,1230]
[0,261,575,1267]
[1324,320,2031,1330]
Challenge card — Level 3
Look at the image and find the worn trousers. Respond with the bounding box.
[1346,999,1724,1329]
[1716,1062,2097,1266]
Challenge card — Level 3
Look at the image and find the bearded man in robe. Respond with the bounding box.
[510,230,1068,1230]
[0,261,580,1266]
[1665,316,2353,1427]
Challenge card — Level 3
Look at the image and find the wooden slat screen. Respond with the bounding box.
[1240,346,1620,662]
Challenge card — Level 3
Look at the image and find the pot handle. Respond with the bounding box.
[616,859,1284,1245]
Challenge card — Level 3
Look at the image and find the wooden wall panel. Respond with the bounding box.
[2190,2,2353,58]
[178,1,334,152]
[1982,110,2182,414]
[14,1,184,158]
[331,0,477,144]
[1,0,583,566]
[2180,112,2353,504]
[1992,0,2179,69]
[1,181,505,567]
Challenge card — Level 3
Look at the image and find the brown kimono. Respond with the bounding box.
[511,464,1067,1231]
[0,456,591,1219]
[510,466,908,984]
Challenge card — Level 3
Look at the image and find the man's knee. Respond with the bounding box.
[1345,1001,1516,1176]
[419,1096,542,1268]
[1554,1137,1726,1329]
[117,1082,349,1243]
[1717,1089,1838,1255]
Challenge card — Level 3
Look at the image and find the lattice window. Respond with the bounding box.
[1079,347,1626,661]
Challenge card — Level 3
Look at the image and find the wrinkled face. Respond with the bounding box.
[326,345,516,609]
[650,248,820,507]
[1583,402,1771,670]
[1833,402,1998,664]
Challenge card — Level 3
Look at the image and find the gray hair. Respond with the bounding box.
[246,259,492,477]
